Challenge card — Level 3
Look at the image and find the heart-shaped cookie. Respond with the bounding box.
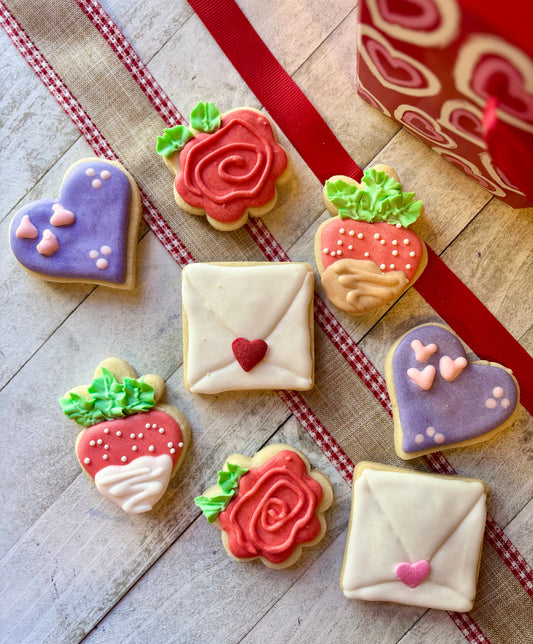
[9,158,142,289]
[385,323,520,459]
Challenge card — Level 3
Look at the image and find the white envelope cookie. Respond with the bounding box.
[341,461,487,612]
[182,262,314,393]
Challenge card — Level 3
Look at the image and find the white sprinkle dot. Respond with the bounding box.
[149,445,155,452]
[364,252,370,257]
[89,440,96,446]
[145,423,151,429]
[348,245,354,250]
[390,264,395,269]
[374,233,380,240]
[392,239,398,246]
[493,387,504,398]
[349,230,355,237]
[167,442,174,449]
[97,439,103,445]
[104,444,109,450]
[485,398,497,409]
[170,448,176,454]
[104,428,110,434]
[100,170,111,180]
[379,263,386,270]
[152,424,157,429]
[85,168,96,177]
[337,250,343,256]
[414,434,424,444]
[434,433,445,444]
[178,442,184,448]
[96,258,109,270]
[132,445,138,451]
[330,251,336,257]
[403,239,410,245]
[410,251,416,257]
[130,433,136,439]
[159,428,165,434]
[396,223,402,228]
[121,456,127,462]
[116,431,122,437]
[501,399,510,408]
[339,228,345,234]
[92,179,102,189]
[426,426,435,437]
[138,433,143,439]
[406,264,412,270]
[380,239,386,245]
[103,454,109,460]
[357,232,364,239]
[337,240,343,246]
[323,248,329,254]
[89,249,99,259]
[84,457,91,464]
[100,245,112,255]
[392,249,399,256]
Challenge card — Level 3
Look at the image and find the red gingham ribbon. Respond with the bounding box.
[1,5,531,636]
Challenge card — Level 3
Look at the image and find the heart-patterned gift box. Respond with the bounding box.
[9,158,142,289]
[385,323,520,459]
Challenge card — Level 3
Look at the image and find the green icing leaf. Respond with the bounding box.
[194,462,249,523]
[59,368,155,427]
[325,168,424,227]
[190,101,221,133]
[156,125,194,158]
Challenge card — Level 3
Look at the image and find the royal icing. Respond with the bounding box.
[341,463,487,611]
[10,159,137,285]
[182,263,314,393]
[387,324,520,456]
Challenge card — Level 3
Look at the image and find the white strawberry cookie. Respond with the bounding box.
[314,165,427,314]
[195,444,333,569]
[156,101,290,231]
[341,461,487,611]
[181,262,314,393]
[59,358,191,514]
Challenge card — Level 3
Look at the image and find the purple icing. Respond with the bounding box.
[391,324,519,453]
[10,160,132,284]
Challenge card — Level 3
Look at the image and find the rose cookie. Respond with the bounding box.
[181,262,314,393]
[385,323,520,459]
[314,165,427,314]
[9,158,142,289]
[341,461,487,612]
[156,101,289,231]
[195,444,333,568]
[59,358,191,514]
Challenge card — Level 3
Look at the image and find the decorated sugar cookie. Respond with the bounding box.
[181,262,314,393]
[195,444,333,568]
[385,323,520,459]
[314,165,427,314]
[156,101,289,231]
[341,461,487,612]
[60,358,191,514]
[9,158,142,289]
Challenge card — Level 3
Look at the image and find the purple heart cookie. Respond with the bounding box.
[385,323,520,459]
[9,158,142,289]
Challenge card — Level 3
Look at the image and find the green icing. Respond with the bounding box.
[194,462,248,523]
[190,101,221,133]
[156,125,194,158]
[59,368,155,427]
[325,168,424,228]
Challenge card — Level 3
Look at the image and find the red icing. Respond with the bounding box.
[175,109,287,224]
[320,219,423,281]
[232,338,268,372]
[218,450,323,564]
[76,409,184,478]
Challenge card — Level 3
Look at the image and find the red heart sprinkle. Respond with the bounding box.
[232,338,268,372]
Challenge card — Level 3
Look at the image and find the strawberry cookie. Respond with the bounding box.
[59,358,191,514]
[156,101,290,231]
[314,165,427,314]
[9,158,142,289]
[195,444,333,568]
[385,323,520,459]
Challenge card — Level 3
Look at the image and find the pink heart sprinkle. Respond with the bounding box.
[36,229,60,256]
[407,365,436,391]
[395,560,430,588]
[439,355,468,382]
[410,339,438,362]
[50,203,76,227]
[15,214,39,240]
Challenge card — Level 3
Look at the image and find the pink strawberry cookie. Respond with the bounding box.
[314,165,427,314]
[60,358,191,514]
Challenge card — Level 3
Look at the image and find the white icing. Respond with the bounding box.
[94,454,174,514]
[182,263,314,393]
[341,467,486,611]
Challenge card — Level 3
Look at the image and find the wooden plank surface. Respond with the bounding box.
[1,0,531,642]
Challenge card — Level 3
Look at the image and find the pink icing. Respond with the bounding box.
[36,230,60,256]
[439,355,468,382]
[50,203,76,227]
[407,365,436,391]
[395,560,430,588]
[15,215,38,240]
[410,339,438,362]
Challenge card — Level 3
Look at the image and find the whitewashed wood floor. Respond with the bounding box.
[1,1,531,642]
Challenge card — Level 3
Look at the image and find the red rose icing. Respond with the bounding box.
[320,219,423,282]
[218,450,323,564]
[175,109,287,224]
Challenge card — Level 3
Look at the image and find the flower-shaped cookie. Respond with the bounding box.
[195,444,333,568]
[157,101,289,230]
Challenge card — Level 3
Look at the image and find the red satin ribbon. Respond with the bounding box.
[188,0,533,414]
